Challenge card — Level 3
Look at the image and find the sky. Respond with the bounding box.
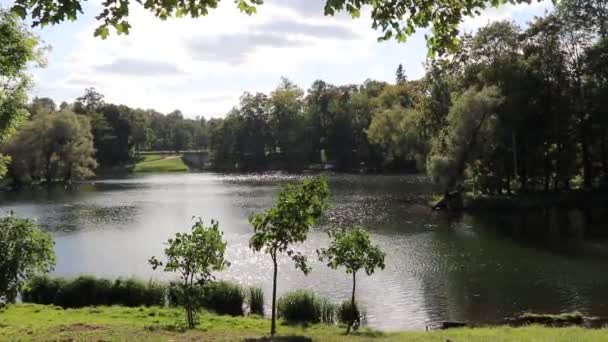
[3,0,554,118]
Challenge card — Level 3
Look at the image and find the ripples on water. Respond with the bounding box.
[1,172,608,331]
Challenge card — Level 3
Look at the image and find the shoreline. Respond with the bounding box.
[1,304,607,341]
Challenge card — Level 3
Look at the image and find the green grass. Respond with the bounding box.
[1,304,607,341]
[134,154,188,173]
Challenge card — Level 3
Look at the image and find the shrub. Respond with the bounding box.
[277,290,326,324]
[202,281,245,316]
[248,286,264,316]
[22,276,166,308]
[110,278,166,307]
[317,298,337,324]
[21,276,66,305]
[57,276,113,308]
[337,300,362,330]
[167,280,245,316]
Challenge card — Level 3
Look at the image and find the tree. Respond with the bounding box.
[74,87,104,114]
[249,177,330,336]
[235,92,272,170]
[269,78,309,171]
[367,82,428,170]
[2,110,97,184]
[149,218,229,329]
[0,214,56,306]
[11,0,548,53]
[318,228,385,333]
[427,86,504,190]
[0,10,44,179]
[29,97,56,116]
[395,64,406,85]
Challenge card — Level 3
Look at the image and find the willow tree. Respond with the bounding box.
[249,177,330,336]
[2,110,97,184]
[427,86,504,190]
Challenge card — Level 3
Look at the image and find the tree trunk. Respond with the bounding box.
[271,257,278,336]
[582,136,593,189]
[512,131,518,180]
[347,272,357,334]
[601,131,608,178]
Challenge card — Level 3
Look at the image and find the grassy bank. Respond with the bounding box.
[1,304,606,341]
[134,154,189,173]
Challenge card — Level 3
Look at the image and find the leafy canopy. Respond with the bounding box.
[0,215,56,306]
[2,110,98,184]
[149,218,229,328]
[318,228,385,276]
[10,0,550,54]
[149,218,229,284]
[0,10,45,179]
[249,176,330,273]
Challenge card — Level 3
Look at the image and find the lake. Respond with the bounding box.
[1,173,608,331]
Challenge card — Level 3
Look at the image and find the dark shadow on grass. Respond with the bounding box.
[243,336,312,342]
[349,329,387,338]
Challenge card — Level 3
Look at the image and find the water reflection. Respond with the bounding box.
[1,173,607,331]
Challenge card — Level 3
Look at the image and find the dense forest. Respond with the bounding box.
[2,1,608,195]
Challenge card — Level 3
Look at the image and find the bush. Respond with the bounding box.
[22,276,66,305]
[277,290,335,324]
[167,280,245,316]
[22,276,166,308]
[317,298,337,324]
[248,286,264,316]
[337,300,362,330]
[57,276,113,308]
[110,278,166,307]
[201,281,244,316]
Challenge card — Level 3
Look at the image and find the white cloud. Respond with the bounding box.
[30,0,380,117]
[460,0,554,32]
[28,0,555,118]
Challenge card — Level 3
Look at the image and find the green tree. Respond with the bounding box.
[269,78,308,171]
[0,10,44,179]
[249,177,330,336]
[2,110,97,184]
[236,92,272,170]
[427,86,504,190]
[367,82,428,170]
[74,87,104,114]
[395,64,406,85]
[0,214,56,306]
[11,0,548,53]
[318,228,385,333]
[29,97,56,117]
[149,218,229,329]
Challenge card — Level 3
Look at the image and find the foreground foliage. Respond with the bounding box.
[10,0,547,54]
[318,228,385,333]
[149,218,229,329]
[0,216,55,306]
[249,177,330,335]
[22,276,166,308]
[0,10,44,179]
[1,304,607,342]
[277,290,336,325]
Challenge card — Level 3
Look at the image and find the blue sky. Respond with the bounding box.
[2,0,554,118]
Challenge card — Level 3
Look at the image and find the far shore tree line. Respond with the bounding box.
[1,177,385,336]
[2,1,608,196]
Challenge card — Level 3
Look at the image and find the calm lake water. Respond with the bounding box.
[1,173,608,331]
